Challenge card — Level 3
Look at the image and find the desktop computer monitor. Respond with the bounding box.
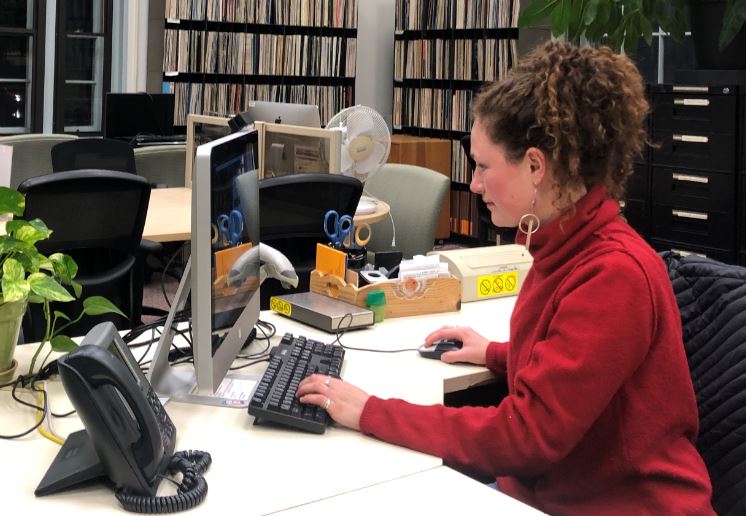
[243,100,321,128]
[148,128,262,407]
[103,93,176,139]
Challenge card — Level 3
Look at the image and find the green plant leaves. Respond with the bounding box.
[50,334,78,352]
[721,0,746,50]
[2,258,30,303]
[28,272,75,302]
[49,253,78,285]
[82,296,126,318]
[6,218,52,245]
[518,0,693,54]
[518,0,561,28]
[0,187,25,217]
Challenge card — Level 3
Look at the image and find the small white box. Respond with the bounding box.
[428,244,533,302]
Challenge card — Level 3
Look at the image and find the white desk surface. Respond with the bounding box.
[1,296,525,515]
[142,188,391,243]
[274,466,544,515]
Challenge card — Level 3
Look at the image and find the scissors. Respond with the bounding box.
[212,209,244,247]
[324,210,353,248]
[324,209,372,249]
[343,221,372,249]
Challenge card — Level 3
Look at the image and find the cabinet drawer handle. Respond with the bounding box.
[671,248,707,258]
[672,86,709,93]
[672,134,709,143]
[673,98,710,106]
[672,173,709,184]
[672,209,708,221]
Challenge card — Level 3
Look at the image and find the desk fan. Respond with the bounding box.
[326,105,391,215]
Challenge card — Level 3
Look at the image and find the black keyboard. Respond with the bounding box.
[248,333,345,434]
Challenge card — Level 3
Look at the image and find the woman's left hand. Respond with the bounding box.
[297,374,370,431]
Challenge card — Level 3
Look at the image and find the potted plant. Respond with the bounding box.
[518,0,746,68]
[0,186,123,383]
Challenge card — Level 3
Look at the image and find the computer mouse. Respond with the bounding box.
[418,339,463,360]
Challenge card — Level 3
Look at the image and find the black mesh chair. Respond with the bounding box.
[17,170,151,341]
[51,137,136,174]
[252,173,363,309]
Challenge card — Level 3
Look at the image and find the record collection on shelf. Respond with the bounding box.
[163,0,358,126]
[392,0,518,242]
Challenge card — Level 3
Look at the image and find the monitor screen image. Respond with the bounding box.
[103,93,175,139]
[147,128,262,407]
[193,128,261,395]
[243,100,321,128]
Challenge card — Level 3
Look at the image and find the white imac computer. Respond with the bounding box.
[244,100,321,128]
[148,128,296,407]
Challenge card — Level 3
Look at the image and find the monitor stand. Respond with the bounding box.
[147,257,260,408]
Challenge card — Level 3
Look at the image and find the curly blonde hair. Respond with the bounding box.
[471,40,649,205]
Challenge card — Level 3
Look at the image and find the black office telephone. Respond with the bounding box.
[36,322,211,513]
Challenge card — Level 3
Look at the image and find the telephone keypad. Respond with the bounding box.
[146,387,175,454]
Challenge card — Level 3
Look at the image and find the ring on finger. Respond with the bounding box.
[324,376,331,386]
[323,398,331,410]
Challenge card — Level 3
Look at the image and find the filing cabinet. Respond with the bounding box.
[648,84,742,264]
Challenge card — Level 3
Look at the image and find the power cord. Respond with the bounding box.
[115,450,212,513]
[326,312,419,353]
[362,187,395,248]
[0,374,64,445]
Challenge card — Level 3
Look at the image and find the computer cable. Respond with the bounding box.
[115,449,212,513]
[161,242,188,308]
[362,187,396,248]
[0,374,60,444]
[327,312,419,354]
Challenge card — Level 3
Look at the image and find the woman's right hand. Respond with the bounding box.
[423,326,490,365]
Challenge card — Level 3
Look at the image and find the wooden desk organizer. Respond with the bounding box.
[309,270,461,318]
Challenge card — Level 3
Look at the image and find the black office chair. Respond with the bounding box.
[459,134,515,245]
[663,251,746,515]
[253,173,363,310]
[17,170,151,341]
[51,137,136,174]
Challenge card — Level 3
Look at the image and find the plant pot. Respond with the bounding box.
[690,0,746,70]
[0,298,27,382]
[0,358,18,384]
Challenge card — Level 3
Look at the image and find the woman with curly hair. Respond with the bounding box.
[298,40,714,514]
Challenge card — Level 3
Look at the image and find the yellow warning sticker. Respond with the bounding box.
[477,271,519,298]
[270,297,292,316]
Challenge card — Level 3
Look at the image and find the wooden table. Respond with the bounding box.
[143,187,391,242]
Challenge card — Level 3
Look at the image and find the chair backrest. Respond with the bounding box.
[364,163,450,259]
[18,170,151,339]
[51,137,136,174]
[250,173,363,308]
[133,144,187,187]
[662,251,746,516]
[0,133,78,188]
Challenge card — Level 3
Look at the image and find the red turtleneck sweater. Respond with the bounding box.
[359,186,714,515]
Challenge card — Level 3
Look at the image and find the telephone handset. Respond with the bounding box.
[36,323,209,513]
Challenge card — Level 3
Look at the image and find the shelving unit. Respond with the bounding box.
[628,71,746,265]
[642,80,745,265]
[392,0,519,242]
[162,0,358,126]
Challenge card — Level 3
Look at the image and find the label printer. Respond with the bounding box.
[428,244,533,302]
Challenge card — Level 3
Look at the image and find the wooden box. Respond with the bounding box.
[387,135,452,239]
[309,270,461,319]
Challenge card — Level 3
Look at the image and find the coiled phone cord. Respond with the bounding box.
[115,450,212,513]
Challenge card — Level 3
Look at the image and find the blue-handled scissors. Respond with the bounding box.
[213,209,244,247]
[324,209,353,248]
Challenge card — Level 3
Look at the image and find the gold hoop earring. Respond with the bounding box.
[519,187,540,253]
